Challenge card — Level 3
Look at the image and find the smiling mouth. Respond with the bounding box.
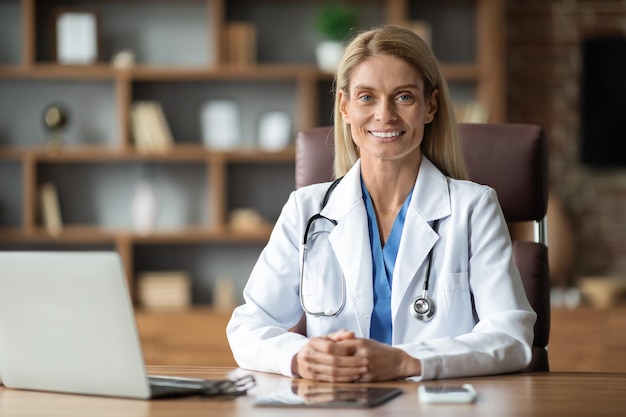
[369,130,404,139]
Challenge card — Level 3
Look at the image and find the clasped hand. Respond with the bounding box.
[291,329,421,382]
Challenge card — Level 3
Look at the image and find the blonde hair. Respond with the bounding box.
[333,25,469,180]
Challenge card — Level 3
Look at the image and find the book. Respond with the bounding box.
[130,101,174,154]
[39,182,63,236]
[130,102,152,153]
[138,271,191,310]
[147,101,174,152]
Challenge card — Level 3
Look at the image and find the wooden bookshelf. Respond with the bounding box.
[0,0,506,365]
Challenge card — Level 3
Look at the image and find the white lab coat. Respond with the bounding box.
[227,158,536,380]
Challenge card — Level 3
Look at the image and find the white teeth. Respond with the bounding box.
[371,131,401,138]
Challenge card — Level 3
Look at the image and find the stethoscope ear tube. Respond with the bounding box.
[411,219,440,321]
[299,179,344,317]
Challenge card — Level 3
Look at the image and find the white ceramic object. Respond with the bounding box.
[257,111,291,151]
[200,100,242,150]
[315,40,344,73]
[131,179,158,234]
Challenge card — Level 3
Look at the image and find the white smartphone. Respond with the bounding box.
[418,384,477,404]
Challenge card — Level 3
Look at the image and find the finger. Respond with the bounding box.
[297,348,368,382]
[302,344,368,369]
[310,336,357,356]
[302,363,366,383]
[336,339,417,381]
[326,329,356,342]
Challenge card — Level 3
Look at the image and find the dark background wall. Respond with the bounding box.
[507,0,626,284]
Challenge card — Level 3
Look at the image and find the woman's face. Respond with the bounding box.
[339,55,438,166]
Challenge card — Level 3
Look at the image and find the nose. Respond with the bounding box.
[375,99,397,123]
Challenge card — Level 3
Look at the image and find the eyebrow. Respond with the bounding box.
[352,83,421,91]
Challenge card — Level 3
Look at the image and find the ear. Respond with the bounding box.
[338,89,351,124]
[424,88,439,124]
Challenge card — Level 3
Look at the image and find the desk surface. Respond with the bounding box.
[1,366,625,417]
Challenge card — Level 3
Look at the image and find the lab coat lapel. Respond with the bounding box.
[391,158,451,320]
[321,161,373,337]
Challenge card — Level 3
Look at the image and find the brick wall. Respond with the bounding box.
[507,0,626,283]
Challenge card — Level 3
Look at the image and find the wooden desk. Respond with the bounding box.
[1,367,625,416]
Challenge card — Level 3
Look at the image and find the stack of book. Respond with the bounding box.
[130,101,174,154]
[137,271,191,310]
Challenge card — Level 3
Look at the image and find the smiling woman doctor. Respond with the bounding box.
[227,25,536,382]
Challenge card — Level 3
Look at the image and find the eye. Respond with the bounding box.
[357,94,373,103]
[396,93,415,103]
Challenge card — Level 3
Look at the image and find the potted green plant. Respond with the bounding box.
[313,2,358,72]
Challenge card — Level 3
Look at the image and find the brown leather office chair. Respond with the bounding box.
[294,123,550,372]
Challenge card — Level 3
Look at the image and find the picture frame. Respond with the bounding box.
[52,9,102,65]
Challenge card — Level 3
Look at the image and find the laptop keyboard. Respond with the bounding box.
[148,376,214,398]
[148,375,255,398]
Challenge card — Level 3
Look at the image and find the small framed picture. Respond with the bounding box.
[52,9,101,65]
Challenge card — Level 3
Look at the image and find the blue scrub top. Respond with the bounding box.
[361,178,413,344]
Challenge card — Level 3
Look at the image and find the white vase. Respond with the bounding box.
[200,100,242,150]
[131,179,158,234]
[257,111,291,151]
[315,41,344,73]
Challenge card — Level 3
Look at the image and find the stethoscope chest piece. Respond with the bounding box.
[411,295,436,321]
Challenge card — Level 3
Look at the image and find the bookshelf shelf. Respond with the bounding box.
[0,225,273,244]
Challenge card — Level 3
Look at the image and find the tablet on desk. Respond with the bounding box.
[253,385,403,408]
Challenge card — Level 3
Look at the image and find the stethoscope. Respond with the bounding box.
[299,178,345,317]
[410,218,439,322]
[299,178,439,322]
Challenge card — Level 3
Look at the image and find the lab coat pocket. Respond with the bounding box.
[442,271,469,292]
[440,272,473,325]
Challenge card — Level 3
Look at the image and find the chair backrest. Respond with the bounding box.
[295,123,550,372]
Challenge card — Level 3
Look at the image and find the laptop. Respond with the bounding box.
[0,251,251,399]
